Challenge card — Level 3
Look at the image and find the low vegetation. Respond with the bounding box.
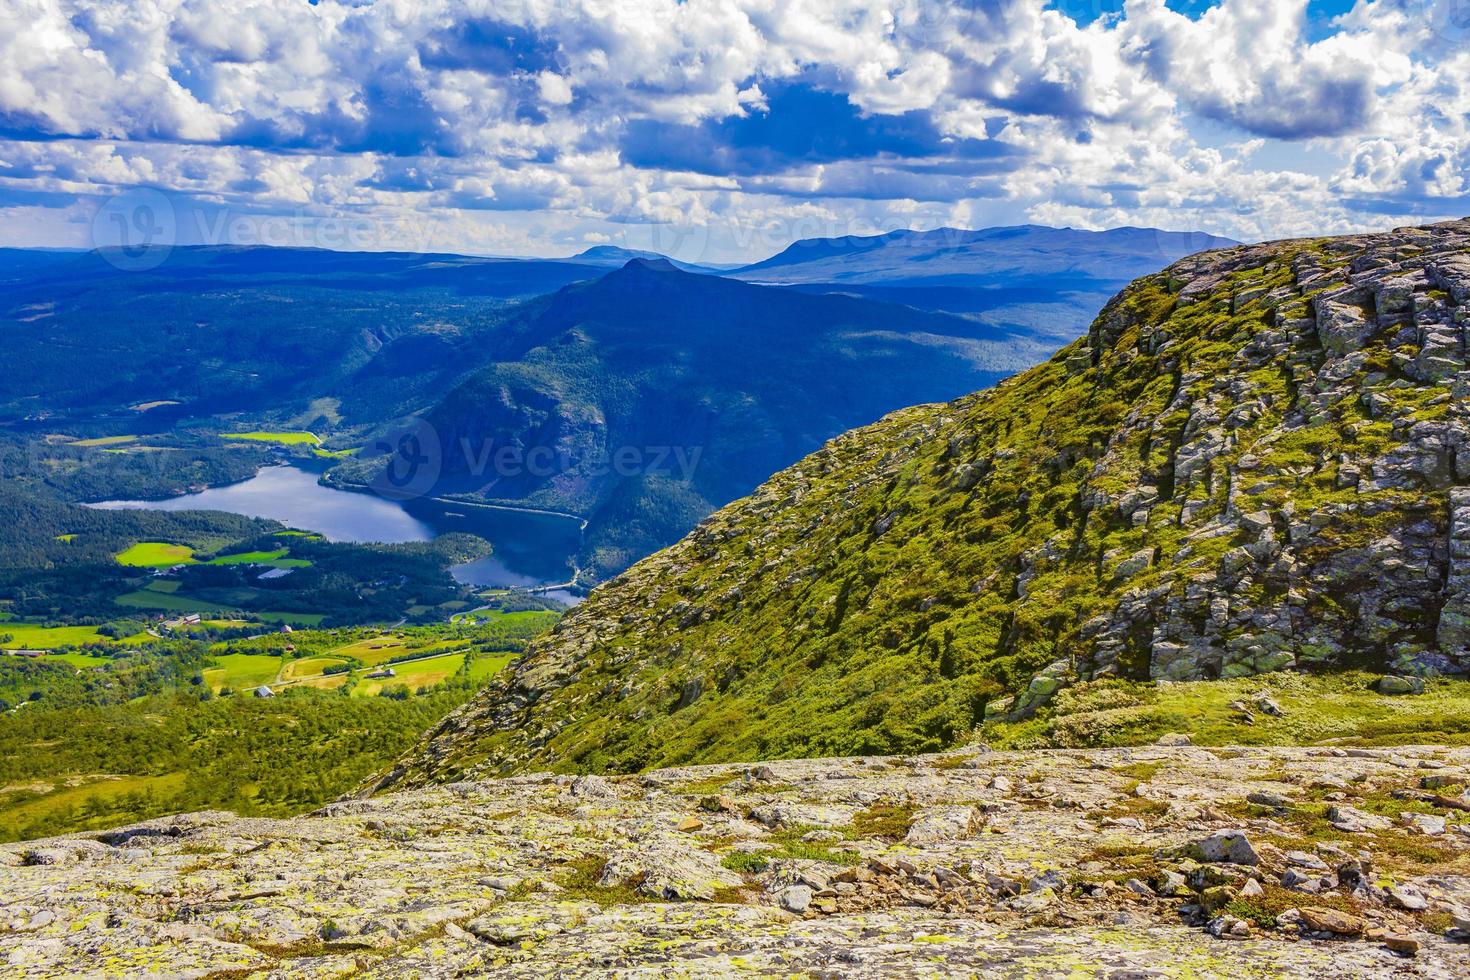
[981,672,1470,749]
[0,614,558,842]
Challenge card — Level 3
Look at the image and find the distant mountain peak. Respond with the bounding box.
[733,223,1241,288]
[572,245,671,263]
[619,256,679,273]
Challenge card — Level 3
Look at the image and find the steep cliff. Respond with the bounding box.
[383,219,1470,786]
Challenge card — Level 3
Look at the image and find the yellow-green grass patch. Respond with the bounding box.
[203,654,284,692]
[222,431,320,447]
[115,542,196,567]
[286,672,351,692]
[352,653,464,696]
[279,656,348,682]
[54,534,76,543]
[329,635,468,666]
[0,624,110,649]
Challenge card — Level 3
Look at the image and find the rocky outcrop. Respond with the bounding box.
[384,219,1470,784]
[6,745,1470,976]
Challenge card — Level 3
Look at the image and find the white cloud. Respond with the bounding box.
[0,0,1463,261]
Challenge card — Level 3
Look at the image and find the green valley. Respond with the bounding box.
[0,610,557,843]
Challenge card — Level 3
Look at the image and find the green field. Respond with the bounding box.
[115,542,196,567]
[279,656,348,681]
[222,431,320,447]
[253,611,326,626]
[208,548,312,568]
[329,635,468,666]
[115,591,232,614]
[1,624,111,649]
[203,654,285,692]
[352,653,466,697]
[55,534,76,543]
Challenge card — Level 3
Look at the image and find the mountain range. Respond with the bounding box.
[383,258,1041,576]
[378,218,1470,787]
[1,224,1234,578]
[732,225,1239,341]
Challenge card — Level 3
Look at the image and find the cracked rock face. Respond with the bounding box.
[379,218,1470,785]
[5,746,1470,977]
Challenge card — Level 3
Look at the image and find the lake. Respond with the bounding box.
[89,464,584,601]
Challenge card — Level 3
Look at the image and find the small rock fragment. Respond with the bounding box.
[1299,907,1366,936]
[1194,830,1260,866]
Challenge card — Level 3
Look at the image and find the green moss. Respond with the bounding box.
[555,855,658,906]
[849,803,917,839]
[719,851,769,874]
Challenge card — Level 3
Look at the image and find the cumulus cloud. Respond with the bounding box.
[0,0,1464,260]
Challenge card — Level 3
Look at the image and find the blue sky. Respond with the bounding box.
[0,0,1466,263]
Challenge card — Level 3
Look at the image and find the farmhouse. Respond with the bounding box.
[366,667,397,680]
[253,686,275,698]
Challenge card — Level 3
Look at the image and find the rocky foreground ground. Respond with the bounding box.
[4,742,1470,978]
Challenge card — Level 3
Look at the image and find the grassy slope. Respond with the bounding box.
[982,672,1470,749]
[380,224,1470,787]
[1,625,112,649]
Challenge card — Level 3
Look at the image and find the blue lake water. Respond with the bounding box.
[89,464,583,601]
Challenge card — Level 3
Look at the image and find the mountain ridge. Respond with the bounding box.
[735,224,1241,281]
[378,218,1470,788]
[392,257,1040,579]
